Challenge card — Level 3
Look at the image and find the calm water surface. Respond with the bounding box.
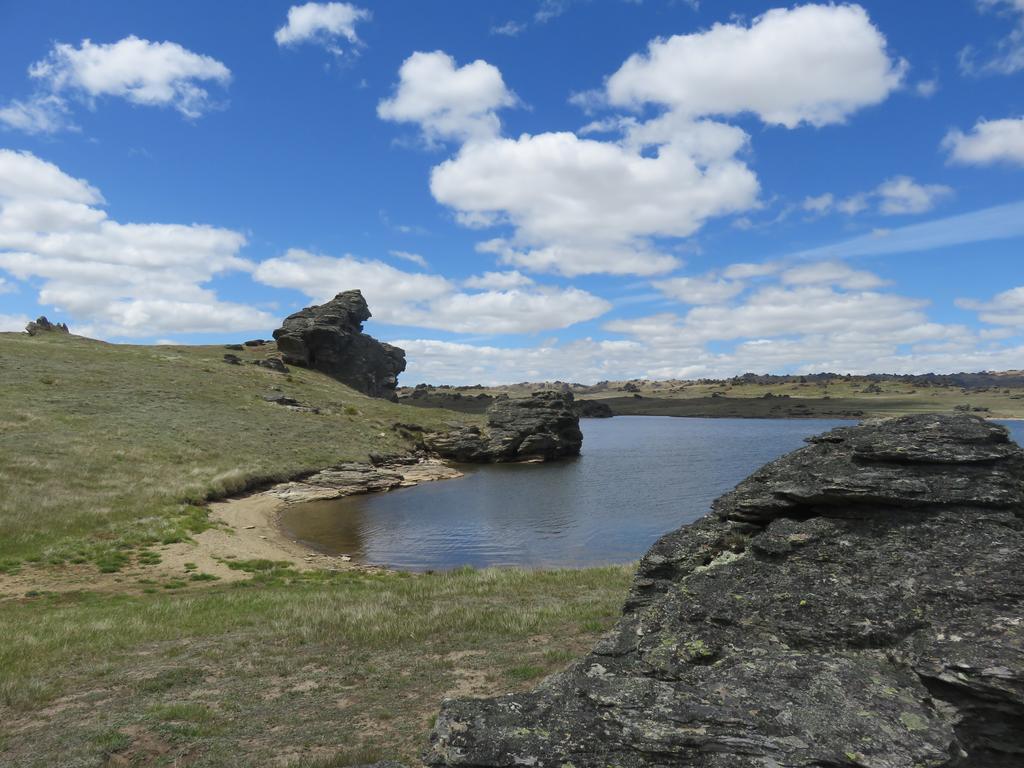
[281,417,1024,571]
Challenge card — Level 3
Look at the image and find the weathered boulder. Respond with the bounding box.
[425,391,583,462]
[272,290,406,399]
[427,414,1024,767]
[25,316,69,335]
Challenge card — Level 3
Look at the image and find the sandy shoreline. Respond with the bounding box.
[194,457,466,577]
[0,458,463,598]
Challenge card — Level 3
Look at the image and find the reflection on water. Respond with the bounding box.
[280,417,1024,571]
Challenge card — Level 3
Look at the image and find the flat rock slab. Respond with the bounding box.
[271,459,462,503]
[425,414,1024,767]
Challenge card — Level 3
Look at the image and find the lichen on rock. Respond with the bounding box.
[425,414,1024,767]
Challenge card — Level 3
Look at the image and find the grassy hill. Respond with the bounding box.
[0,332,475,569]
[0,330,634,766]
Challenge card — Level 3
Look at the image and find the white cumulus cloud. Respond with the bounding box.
[654,275,745,305]
[0,94,73,135]
[780,262,888,290]
[957,286,1024,327]
[463,270,534,290]
[803,193,835,214]
[27,36,231,118]
[253,249,609,334]
[397,273,1014,384]
[943,117,1024,166]
[395,9,905,279]
[875,176,953,215]
[275,3,370,52]
[0,313,31,332]
[254,249,453,319]
[377,51,517,144]
[805,176,953,217]
[0,149,270,337]
[431,127,758,276]
[604,4,905,128]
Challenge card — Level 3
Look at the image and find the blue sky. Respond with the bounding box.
[1,1,1022,383]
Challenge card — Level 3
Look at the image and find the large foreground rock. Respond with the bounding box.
[425,391,583,462]
[273,290,406,399]
[427,414,1024,767]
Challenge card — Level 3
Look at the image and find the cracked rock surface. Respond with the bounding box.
[426,414,1024,767]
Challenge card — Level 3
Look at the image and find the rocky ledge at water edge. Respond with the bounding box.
[268,457,462,504]
[421,413,1024,767]
[424,391,584,463]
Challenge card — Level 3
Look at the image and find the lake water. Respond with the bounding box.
[281,416,1024,571]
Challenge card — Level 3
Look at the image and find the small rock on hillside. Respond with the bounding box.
[425,391,583,462]
[273,290,406,399]
[25,316,69,335]
[426,414,1024,767]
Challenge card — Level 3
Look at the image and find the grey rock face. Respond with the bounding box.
[426,414,1024,767]
[25,316,69,335]
[425,391,583,462]
[272,290,406,399]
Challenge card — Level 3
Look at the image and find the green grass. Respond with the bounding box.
[0,332,477,567]
[0,565,633,767]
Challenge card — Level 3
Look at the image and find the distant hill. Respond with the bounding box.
[397,371,1024,420]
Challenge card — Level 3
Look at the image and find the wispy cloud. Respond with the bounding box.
[491,20,527,37]
[788,200,1024,261]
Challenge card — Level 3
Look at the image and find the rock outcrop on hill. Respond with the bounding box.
[425,391,583,462]
[273,290,406,399]
[426,414,1024,767]
[24,316,69,335]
